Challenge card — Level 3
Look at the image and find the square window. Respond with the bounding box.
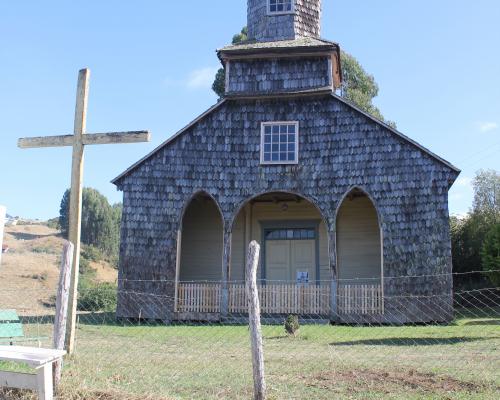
[261,122,298,164]
[269,0,293,14]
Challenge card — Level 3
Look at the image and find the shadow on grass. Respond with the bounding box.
[330,336,490,346]
[462,319,500,326]
[8,231,59,241]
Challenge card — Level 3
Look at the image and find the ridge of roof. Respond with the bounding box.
[112,93,460,186]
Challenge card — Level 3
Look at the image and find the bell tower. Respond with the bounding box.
[247,0,322,42]
[217,0,341,97]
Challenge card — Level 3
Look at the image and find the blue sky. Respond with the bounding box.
[0,0,499,220]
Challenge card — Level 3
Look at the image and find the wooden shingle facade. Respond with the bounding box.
[113,0,459,323]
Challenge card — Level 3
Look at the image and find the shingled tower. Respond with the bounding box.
[218,0,341,97]
[247,0,322,41]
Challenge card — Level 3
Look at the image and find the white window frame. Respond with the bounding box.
[260,121,299,165]
[267,0,295,16]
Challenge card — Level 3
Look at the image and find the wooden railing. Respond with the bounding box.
[177,283,220,313]
[338,284,384,315]
[229,284,331,315]
[177,282,384,315]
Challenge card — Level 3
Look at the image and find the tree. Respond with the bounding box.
[59,188,121,258]
[212,27,247,98]
[212,27,394,126]
[472,169,500,222]
[450,170,500,288]
[481,224,500,286]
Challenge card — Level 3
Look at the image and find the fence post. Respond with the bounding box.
[52,241,74,388]
[246,241,266,400]
[0,205,5,267]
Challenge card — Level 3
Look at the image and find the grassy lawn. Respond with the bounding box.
[1,311,499,399]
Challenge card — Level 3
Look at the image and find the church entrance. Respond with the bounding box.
[264,227,317,284]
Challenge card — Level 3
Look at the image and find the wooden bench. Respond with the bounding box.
[0,309,46,346]
[0,346,66,400]
[0,310,24,345]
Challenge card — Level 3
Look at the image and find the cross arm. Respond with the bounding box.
[82,130,150,145]
[18,135,74,149]
[18,131,150,149]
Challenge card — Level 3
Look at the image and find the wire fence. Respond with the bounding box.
[0,272,499,399]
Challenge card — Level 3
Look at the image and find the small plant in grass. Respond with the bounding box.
[284,314,300,336]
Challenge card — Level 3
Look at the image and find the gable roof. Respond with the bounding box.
[111,93,460,186]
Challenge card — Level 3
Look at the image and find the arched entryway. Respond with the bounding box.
[229,192,331,315]
[175,192,223,315]
[336,188,384,315]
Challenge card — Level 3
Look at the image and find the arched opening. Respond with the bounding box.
[175,192,224,315]
[229,192,331,315]
[336,188,384,314]
[179,192,223,282]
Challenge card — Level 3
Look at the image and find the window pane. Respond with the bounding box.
[261,122,298,164]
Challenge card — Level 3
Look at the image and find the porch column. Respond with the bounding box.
[221,227,232,317]
[328,229,338,321]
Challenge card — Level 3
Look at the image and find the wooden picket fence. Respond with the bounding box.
[229,283,331,315]
[338,284,384,315]
[177,282,384,315]
[177,283,221,313]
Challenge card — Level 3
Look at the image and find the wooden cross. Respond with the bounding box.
[18,69,150,354]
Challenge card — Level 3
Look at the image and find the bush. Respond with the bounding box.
[284,315,300,336]
[78,283,117,312]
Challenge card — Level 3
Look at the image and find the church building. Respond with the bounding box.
[112,0,460,323]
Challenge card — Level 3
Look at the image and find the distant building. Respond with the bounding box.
[112,0,460,324]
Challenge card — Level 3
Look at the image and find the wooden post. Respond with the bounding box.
[0,205,5,267]
[52,241,74,388]
[65,69,89,355]
[246,241,266,400]
[221,229,232,317]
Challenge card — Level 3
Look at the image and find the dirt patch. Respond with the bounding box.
[306,368,491,395]
[0,224,117,315]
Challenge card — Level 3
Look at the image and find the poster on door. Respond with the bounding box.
[296,271,309,285]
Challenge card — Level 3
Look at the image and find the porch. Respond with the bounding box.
[175,282,384,317]
[175,190,384,321]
